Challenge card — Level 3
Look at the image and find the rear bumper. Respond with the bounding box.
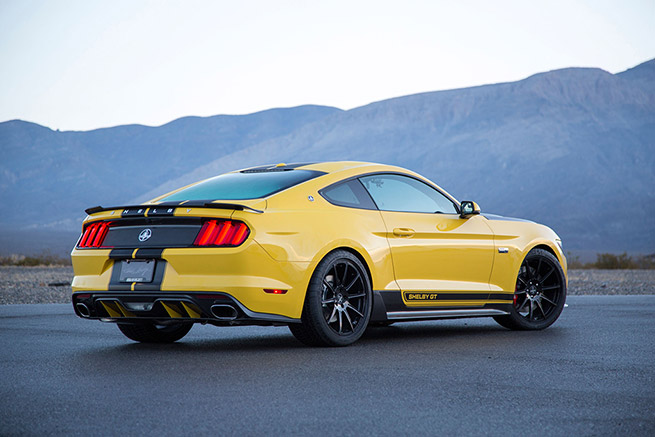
[72,291,299,326]
[71,240,312,319]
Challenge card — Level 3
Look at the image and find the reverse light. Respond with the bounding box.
[193,220,250,247]
[78,222,112,248]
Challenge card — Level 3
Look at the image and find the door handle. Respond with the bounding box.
[393,228,415,237]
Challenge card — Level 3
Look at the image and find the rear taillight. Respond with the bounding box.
[193,220,250,247]
[78,221,112,248]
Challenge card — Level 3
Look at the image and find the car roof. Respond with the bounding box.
[238,161,406,175]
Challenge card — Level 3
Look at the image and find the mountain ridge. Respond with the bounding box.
[1,59,653,253]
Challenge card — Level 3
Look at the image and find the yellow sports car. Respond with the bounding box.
[71,161,567,346]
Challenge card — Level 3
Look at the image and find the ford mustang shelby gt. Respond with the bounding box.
[71,161,567,346]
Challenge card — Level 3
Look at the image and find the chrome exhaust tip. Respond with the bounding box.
[210,304,238,321]
[76,303,91,318]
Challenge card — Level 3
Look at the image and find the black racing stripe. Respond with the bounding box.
[147,207,176,216]
[109,248,134,259]
[489,293,514,301]
[110,248,164,259]
[135,248,164,259]
[433,293,490,300]
[403,292,492,301]
[240,162,317,172]
[154,201,186,206]
[108,284,132,291]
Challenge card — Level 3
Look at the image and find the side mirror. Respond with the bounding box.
[460,200,481,218]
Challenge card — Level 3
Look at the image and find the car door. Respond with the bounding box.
[359,173,495,307]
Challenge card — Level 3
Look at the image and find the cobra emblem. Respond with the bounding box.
[138,228,152,242]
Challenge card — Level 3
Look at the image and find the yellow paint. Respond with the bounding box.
[100,301,121,318]
[72,161,568,321]
[131,249,138,259]
[130,282,136,291]
[161,302,184,318]
[181,302,202,318]
[381,212,495,299]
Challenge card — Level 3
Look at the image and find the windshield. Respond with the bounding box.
[159,170,325,201]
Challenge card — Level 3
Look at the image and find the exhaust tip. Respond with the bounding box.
[210,304,238,321]
[76,302,91,318]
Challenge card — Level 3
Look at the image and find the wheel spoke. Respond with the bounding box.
[341,262,349,287]
[512,254,564,325]
[320,257,371,337]
[327,306,338,324]
[346,302,364,318]
[344,309,355,332]
[338,310,343,333]
[540,266,555,283]
[348,293,366,300]
[323,279,335,293]
[541,295,557,306]
[525,261,535,279]
[517,297,530,312]
[345,272,361,292]
[541,285,560,291]
[332,265,340,285]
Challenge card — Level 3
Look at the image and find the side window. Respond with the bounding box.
[359,174,458,214]
[320,179,377,210]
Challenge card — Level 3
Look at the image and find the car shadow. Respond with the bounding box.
[75,319,566,360]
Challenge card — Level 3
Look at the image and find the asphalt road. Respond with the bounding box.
[1,296,654,436]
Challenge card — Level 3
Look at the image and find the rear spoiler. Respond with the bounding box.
[85,202,264,215]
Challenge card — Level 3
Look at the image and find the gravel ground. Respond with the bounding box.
[0,266,654,305]
[0,266,74,304]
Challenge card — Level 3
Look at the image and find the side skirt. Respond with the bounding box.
[370,289,511,322]
[387,308,509,321]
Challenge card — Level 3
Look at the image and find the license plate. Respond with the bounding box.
[119,259,155,283]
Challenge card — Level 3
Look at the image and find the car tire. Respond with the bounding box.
[289,250,372,347]
[117,322,193,343]
[494,248,566,330]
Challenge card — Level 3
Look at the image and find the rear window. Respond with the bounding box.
[159,170,325,201]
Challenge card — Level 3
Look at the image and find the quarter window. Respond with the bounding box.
[359,174,458,214]
[320,179,377,210]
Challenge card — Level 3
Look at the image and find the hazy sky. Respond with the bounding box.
[1,0,653,131]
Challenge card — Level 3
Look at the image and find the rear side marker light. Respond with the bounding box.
[194,220,250,247]
[264,289,287,294]
[78,222,112,248]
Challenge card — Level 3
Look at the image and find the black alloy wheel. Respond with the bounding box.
[289,250,372,346]
[494,248,566,330]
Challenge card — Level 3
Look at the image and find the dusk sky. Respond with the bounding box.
[1,0,653,131]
